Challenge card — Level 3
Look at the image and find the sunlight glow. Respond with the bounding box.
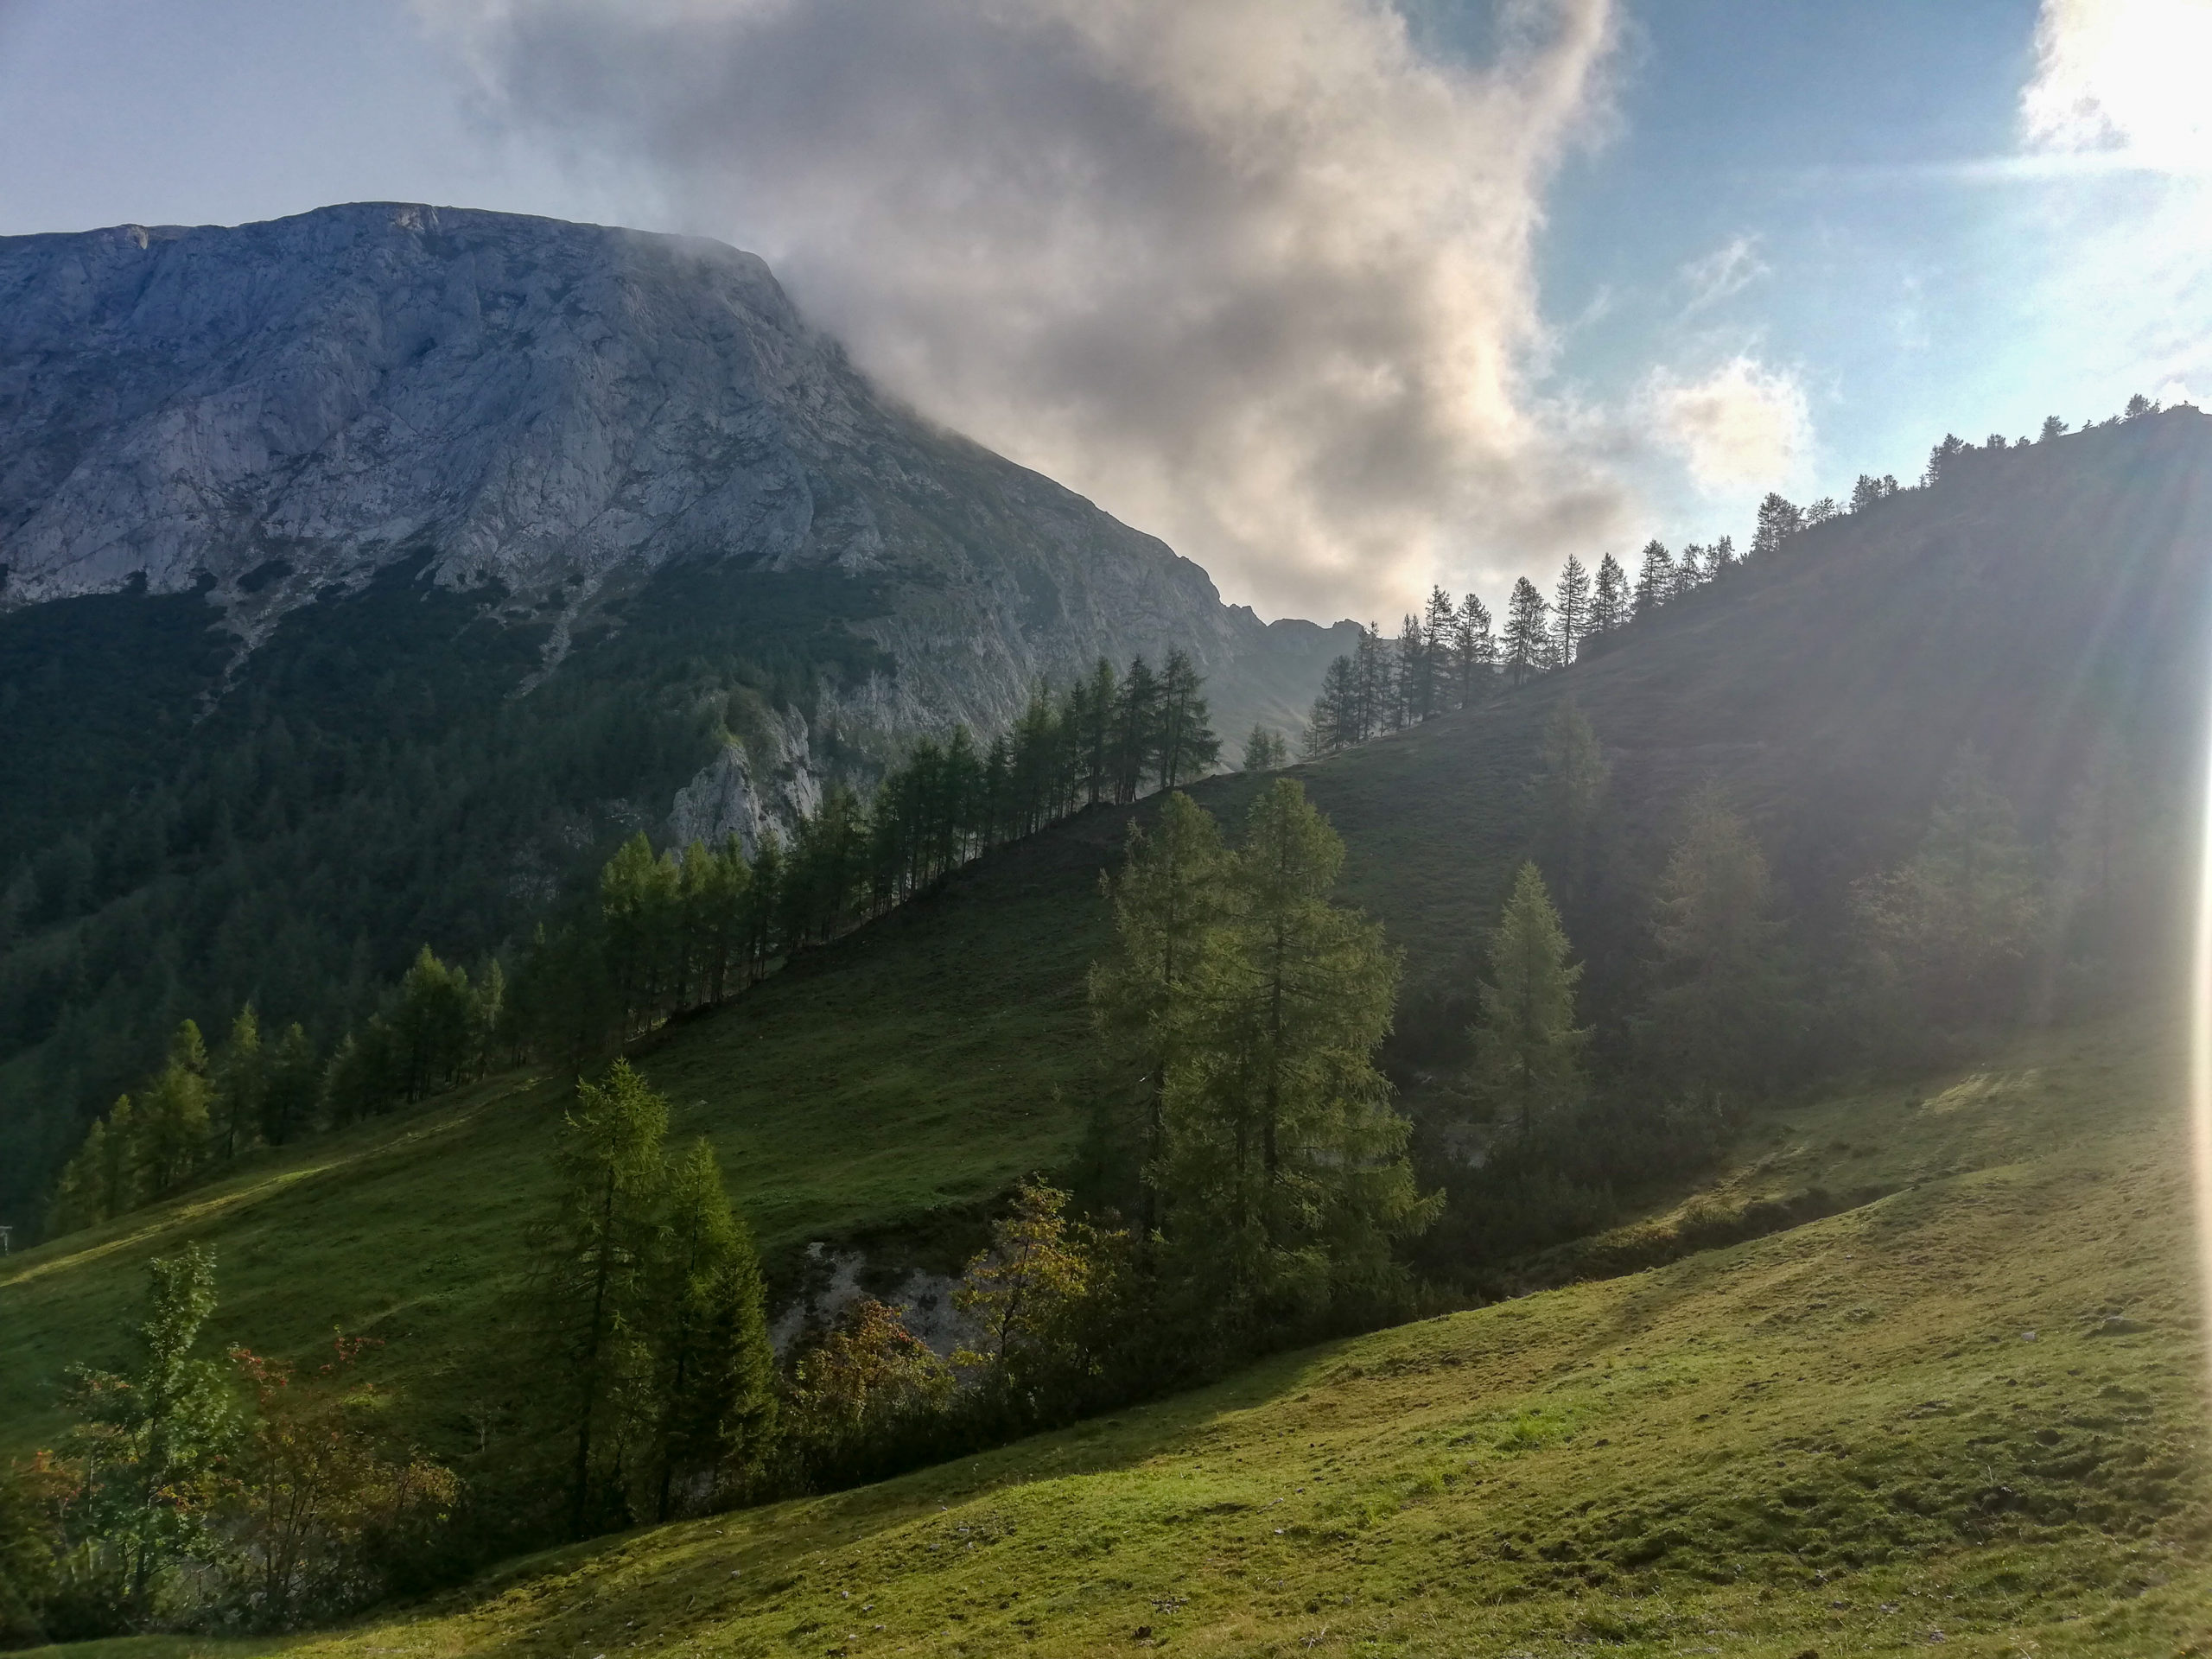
[2191,674,2212,1386]
[2024,0,2212,174]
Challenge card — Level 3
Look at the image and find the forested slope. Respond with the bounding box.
[4,409,2206,1487]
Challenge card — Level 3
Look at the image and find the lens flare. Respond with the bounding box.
[2192,684,2212,1384]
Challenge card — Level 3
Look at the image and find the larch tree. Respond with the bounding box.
[648,1137,773,1522]
[1089,791,1230,1235]
[1633,540,1675,618]
[1457,593,1497,705]
[1590,553,1628,637]
[1471,862,1588,1135]
[542,1059,671,1537]
[1503,579,1551,686]
[1643,785,1789,1100]
[1853,751,2044,1031]
[1552,554,1592,666]
[211,1004,264,1163]
[1156,781,1433,1329]
[1154,650,1222,789]
[1532,702,1610,906]
[1423,586,1459,709]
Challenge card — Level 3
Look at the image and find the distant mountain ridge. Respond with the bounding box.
[0,202,1353,1205]
[0,201,1349,747]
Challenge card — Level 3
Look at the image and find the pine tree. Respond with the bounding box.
[1503,579,1550,686]
[1156,781,1432,1328]
[1552,555,1591,666]
[1090,791,1230,1235]
[648,1138,773,1521]
[1471,863,1587,1135]
[543,1060,671,1537]
[1395,614,1427,726]
[1633,540,1675,617]
[1590,553,1628,636]
[1643,786,1788,1099]
[1708,534,1738,576]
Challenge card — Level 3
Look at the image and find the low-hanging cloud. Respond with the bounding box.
[424,0,1624,620]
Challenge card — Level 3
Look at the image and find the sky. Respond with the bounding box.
[0,0,2203,624]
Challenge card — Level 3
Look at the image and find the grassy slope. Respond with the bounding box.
[44,1010,2209,1659]
[5,411,2210,1471]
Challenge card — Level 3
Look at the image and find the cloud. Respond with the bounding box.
[1645,355,1810,498]
[420,0,1624,620]
[1679,235,1766,313]
[2022,0,2212,172]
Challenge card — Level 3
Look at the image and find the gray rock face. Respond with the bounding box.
[0,203,1350,772]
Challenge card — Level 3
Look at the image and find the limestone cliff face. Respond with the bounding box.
[0,203,1350,833]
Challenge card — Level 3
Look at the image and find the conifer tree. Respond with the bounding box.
[259,1023,321,1146]
[1075,658,1118,807]
[100,1095,140,1216]
[390,948,474,1101]
[210,1004,265,1163]
[1456,594,1497,705]
[137,1023,212,1198]
[1423,586,1459,710]
[648,1137,773,1521]
[543,1060,671,1536]
[1633,540,1675,617]
[1671,543,1705,597]
[1643,786,1788,1098]
[1532,702,1610,905]
[1853,752,2044,1030]
[1395,614,1428,725]
[1751,492,1804,556]
[1241,726,1288,772]
[1471,862,1587,1135]
[1708,533,1739,575]
[1154,650,1221,789]
[1090,792,1230,1234]
[1110,658,1162,803]
[1156,782,1432,1327]
[1552,554,1591,666]
[1590,553,1628,635]
[1307,655,1359,755]
[1503,579,1550,686]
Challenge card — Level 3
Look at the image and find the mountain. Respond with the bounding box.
[0,201,1343,739]
[5,407,2204,1452]
[3,404,2207,1646]
[0,203,1353,1207]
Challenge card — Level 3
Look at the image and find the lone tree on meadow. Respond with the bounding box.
[1134,781,1435,1332]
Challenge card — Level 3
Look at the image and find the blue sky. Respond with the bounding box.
[0,1,2202,620]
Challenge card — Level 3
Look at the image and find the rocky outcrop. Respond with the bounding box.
[0,203,1351,761]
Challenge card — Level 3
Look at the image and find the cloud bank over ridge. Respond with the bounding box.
[426,0,1623,620]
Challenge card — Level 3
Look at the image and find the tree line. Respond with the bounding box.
[41,650,1254,1243]
[1303,393,2182,760]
